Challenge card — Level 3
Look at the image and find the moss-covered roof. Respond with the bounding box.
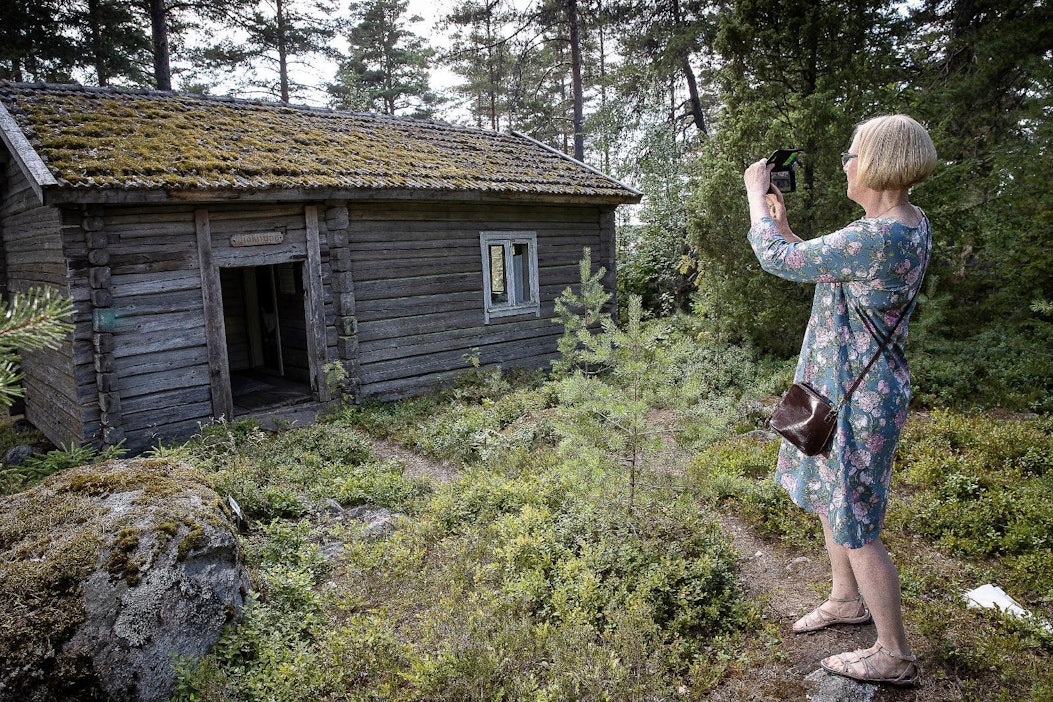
[0,83,639,202]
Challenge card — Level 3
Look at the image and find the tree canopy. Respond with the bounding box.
[0,0,1050,408]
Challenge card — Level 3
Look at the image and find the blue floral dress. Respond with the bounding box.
[748,213,931,548]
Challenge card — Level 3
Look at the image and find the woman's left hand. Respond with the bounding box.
[766,187,787,224]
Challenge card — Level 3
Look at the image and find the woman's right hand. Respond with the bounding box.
[765,187,787,227]
[744,158,774,199]
[764,186,801,241]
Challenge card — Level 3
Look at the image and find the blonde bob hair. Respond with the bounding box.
[853,114,937,190]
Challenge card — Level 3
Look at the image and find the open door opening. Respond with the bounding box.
[221,263,314,415]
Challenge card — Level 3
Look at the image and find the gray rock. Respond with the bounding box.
[318,497,345,517]
[804,668,877,702]
[0,458,249,702]
[346,505,401,540]
[2,444,34,466]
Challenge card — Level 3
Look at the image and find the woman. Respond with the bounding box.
[742,115,937,686]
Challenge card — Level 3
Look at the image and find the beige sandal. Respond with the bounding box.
[820,643,920,687]
[792,596,871,634]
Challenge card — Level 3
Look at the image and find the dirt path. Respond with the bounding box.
[368,436,460,485]
[711,512,922,701]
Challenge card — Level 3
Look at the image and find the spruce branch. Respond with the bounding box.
[0,287,74,354]
[0,287,74,409]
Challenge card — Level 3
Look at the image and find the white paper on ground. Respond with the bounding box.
[963,583,1053,632]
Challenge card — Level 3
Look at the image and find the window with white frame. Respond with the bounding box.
[480,231,540,323]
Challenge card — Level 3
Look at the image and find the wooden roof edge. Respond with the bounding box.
[42,185,641,207]
[510,130,644,199]
[0,101,56,205]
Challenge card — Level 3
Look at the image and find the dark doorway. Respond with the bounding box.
[221,263,314,415]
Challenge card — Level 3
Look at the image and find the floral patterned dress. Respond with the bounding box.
[748,213,931,548]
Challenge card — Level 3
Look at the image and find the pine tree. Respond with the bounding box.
[144,0,244,91]
[556,294,666,515]
[552,247,611,376]
[330,0,437,117]
[0,0,78,82]
[193,0,339,102]
[609,0,715,138]
[906,0,1053,330]
[686,0,906,355]
[439,0,518,129]
[76,0,153,86]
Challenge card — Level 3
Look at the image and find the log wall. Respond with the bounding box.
[0,160,81,446]
[63,202,333,452]
[346,200,614,399]
[2,183,617,452]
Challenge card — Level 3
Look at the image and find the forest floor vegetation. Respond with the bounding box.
[1,311,1050,700]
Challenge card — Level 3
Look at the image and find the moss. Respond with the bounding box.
[156,519,181,538]
[177,522,206,561]
[0,84,635,200]
[104,526,143,586]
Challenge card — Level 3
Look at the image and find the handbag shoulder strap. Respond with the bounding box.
[836,222,930,410]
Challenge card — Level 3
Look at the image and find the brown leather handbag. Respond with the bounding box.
[769,381,838,456]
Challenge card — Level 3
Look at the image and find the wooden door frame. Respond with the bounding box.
[196,205,330,421]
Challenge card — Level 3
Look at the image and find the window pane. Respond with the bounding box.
[489,244,507,303]
[512,243,531,303]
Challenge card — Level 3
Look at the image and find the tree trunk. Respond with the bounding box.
[487,11,498,130]
[680,58,707,136]
[568,0,584,160]
[671,0,706,136]
[276,0,290,102]
[149,0,171,90]
[598,15,609,173]
[87,0,107,85]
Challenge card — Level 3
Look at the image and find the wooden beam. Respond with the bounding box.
[303,205,331,401]
[0,102,56,205]
[43,187,641,207]
[196,209,234,419]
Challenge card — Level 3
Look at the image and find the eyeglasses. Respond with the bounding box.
[841,152,858,167]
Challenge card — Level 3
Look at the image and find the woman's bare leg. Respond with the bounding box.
[794,515,868,631]
[845,537,911,655]
[820,514,861,602]
[820,536,917,682]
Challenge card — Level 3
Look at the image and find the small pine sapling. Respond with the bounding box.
[552,247,612,376]
[558,294,668,514]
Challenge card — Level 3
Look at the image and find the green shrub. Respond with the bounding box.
[408,385,560,465]
[179,450,755,700]
[175,520,346,702]
[686,436,822,547]
[1,441,127,494]
[333,395,440,442]
[161,420,427,520]
[912,321,1053,412]
[892,410,1053,610]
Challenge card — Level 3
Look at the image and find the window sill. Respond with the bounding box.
[485,304,540,323]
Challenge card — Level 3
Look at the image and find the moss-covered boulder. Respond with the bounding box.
[0,458,249,701]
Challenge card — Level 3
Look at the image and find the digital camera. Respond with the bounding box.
[768,149,804,193]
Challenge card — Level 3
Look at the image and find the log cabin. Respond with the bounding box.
[0,82,640,453]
